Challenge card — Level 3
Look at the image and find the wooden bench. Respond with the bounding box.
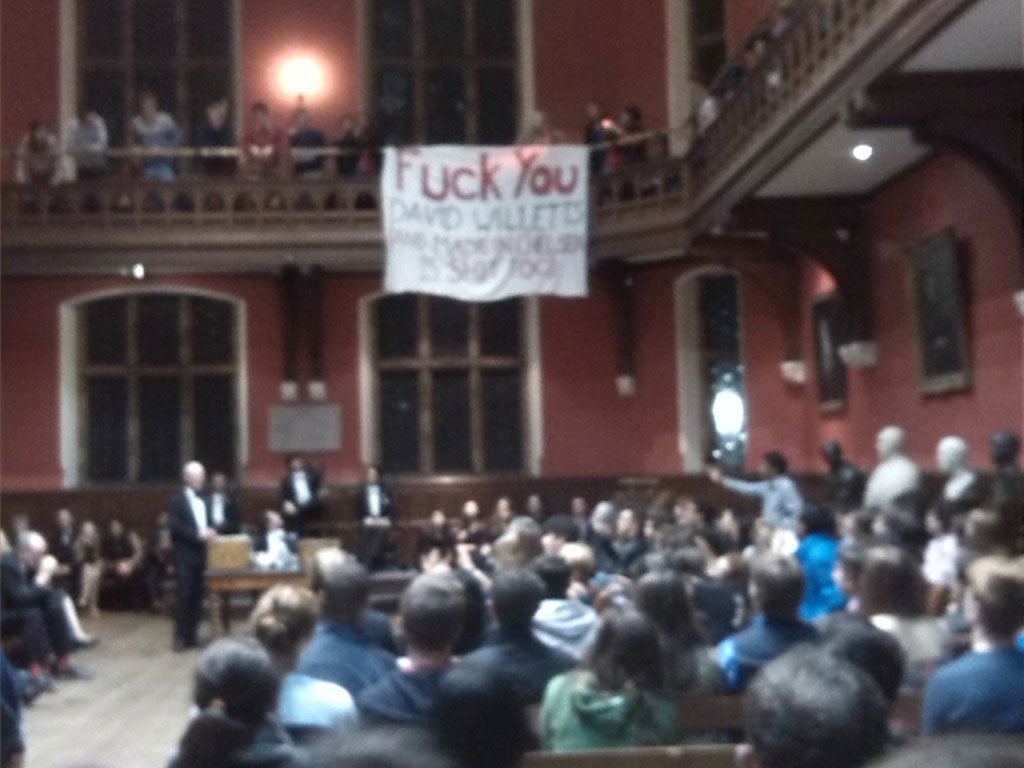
[523,744,737,768]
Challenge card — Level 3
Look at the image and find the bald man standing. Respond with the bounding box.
[168,461,216,651]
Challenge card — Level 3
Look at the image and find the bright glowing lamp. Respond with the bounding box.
[711,389,745,436]
[280,57,324,97]
[851,143,873,162]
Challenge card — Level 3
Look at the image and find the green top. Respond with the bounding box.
[541,670,680,752]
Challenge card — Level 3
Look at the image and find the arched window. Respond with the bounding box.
[71,291,241,484]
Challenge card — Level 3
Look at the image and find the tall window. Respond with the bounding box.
[373,294,524,474]
[692,0,727,86]
[371,0,519,146]
[79,293,238,483]
[78,0,233,147]
[700,274,746,468]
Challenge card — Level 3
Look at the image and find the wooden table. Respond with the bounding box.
[206,567,308,634]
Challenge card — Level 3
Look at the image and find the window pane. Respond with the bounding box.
[479,298,521,357]
[377,294,419,359]
[483,370,522,471]
[194,374,235,475]
[139,376,181,482]
[697,41,727,85]
[133,0,177,60]
[191,297,234,364]
[138,295,180,365]
[82,0,124,58]
[375,66,415,146]
[475,0,515,56]
[185,66,232,142]
[432,371,471,473]
[425,0,465,58]
[700,274,739,352]
[477,67,517,145]
[694,0,726,37]
[87,377,128,481]
[82,67,128,148]
[86,298,128,365]
[426,68,466,143]
[187,0,230,58]
[373,0,413,58]
[430,297,469,357]
[380,372,420,473]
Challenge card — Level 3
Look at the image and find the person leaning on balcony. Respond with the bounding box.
[242,101,287,179]
[66,106,109,181]
[14,121,59,186]
[131,91,183,181]
[195,98,237,178]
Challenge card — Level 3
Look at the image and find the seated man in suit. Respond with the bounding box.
[357,464,395,570]
[280,455,326,537]
[0,531,91,686]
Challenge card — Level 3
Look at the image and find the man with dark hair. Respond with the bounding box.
[297,557,395,696]
[460,568,574,704]
[821,440,866,512]
[357,572,466,725]
[531,554,599,660]
[356,464,395,570]
[737,646,889,768]
[280,454,325,537]
[207,471,241,535]
[717,553,817,691]
[541,515,579,554]
[922,556,1024,734]
[818,612,906,706]
[709,451,804,552]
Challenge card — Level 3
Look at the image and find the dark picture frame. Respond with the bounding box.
[907,227,970,395]
[812,292,847,412]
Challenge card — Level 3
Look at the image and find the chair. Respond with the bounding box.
[522,744,737,768]
[207,535,251,570]
[677,694,745,734]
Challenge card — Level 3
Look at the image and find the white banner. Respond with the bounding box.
[382,144,589,301]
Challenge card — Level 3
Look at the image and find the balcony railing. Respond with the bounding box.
[1,0,972,272]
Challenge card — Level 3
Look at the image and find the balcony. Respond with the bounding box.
[0,0,996,276]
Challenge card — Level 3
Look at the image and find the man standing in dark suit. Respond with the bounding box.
[168,461,215,651]
[357,464,395,571]
[279,455,325,537]
[207,470,242,535]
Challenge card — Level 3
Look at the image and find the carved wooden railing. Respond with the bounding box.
[1,0,972,266]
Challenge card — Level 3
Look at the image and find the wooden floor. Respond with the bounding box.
[21,612,200,768]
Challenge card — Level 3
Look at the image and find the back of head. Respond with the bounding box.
[799,503,838,538]
[750,553,805,621]
[318,557,370,625]
[180,638,281,768]
[435,664,535,768]
[744,646,888,768]
[634,570,703,644]
[400,571,466,654]
[310,727,459,768]
[543,514,578,543]
[587,607,665,692]
[250,584,319,662]
[531,553,571,598]
[764,451,788,476]
[858,546,924,617]
[559,542,596,581]
[821,440,842,464]
[966,556,1024,640]
[820,617,906,704]
[991,429,1021,466]
[489,567,545,631]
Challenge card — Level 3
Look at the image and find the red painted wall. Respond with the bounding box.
[533,0,667,142]
[240,0,360,133]
[0,0,61,180]
[727,0,773,55]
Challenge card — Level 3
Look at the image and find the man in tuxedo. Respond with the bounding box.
[207,471,242,535]
[357,465,395,570]
[279,455,325,536]
[168,461,216,651]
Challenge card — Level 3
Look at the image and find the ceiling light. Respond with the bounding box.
[851,143,873,162]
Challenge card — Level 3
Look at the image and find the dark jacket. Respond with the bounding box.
[296,621,395,697]
[0,552,47,614]
[168,488,207,570]
[460,627,575,704]
[716,615,818,692]
[356,665,450,726]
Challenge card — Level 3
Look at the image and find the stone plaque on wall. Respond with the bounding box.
[269,404,342,453]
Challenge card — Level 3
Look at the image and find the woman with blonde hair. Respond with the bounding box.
[250,584,357,743]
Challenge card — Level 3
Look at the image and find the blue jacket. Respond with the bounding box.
[795,533,846,619]
[296,622,395,697]
[923,648,1024,734]
[460,627,576,704]
[717,615,818,692]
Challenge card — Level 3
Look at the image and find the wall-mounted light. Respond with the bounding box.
[279,57,324,98]
[851,143,873,162]
[131,263,145,280]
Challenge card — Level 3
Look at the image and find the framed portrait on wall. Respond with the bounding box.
[812,292,847,412]
[907,227,970,395]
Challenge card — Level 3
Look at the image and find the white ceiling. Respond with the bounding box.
[755,123,930,197]
[902,0,1023,72]
[755,0,1021,199]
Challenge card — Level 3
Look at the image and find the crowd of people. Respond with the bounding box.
[2,424,1021,768]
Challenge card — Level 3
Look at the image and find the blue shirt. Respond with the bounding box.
[717,615,818,692]
[722,475,804,529]
[794,533,846,619]
[278,672,357,731]
[923,648,1024,734]
[296,622,396,697]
